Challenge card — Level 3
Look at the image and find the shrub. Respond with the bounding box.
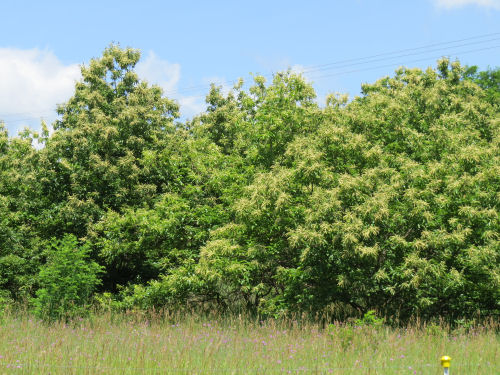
[0,290,10,321]
[355,310,384,327]
[33,235,103,321]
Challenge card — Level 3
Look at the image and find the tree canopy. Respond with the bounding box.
[0,45,498,322]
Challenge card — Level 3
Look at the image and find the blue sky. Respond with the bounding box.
[1,0,499,134]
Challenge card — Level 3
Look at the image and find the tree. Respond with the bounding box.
[464,65,500,106]
[0,124,41,300]
[1,48,498,322]
[129,73,323,312]
[191,60,500,320]
[34,44,179,239]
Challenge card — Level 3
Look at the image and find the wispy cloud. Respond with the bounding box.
[0,48,80,133]
[135,51,207,119]
[136,51,181,93]
[0,48,212,132]
[203,76,233,94]
[434,0,500,9]
[177,96,206,118]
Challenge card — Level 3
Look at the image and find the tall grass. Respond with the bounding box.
[0,310,498,374]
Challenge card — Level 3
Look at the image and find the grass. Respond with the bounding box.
[0,310,498,374]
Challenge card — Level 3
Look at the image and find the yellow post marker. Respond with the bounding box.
[441,356,451,375]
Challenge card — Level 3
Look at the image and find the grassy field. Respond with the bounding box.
[0,311,498,374]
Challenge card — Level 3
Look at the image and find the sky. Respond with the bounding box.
[0,0,499,135]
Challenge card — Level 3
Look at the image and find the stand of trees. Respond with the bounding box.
[0,45,498,321]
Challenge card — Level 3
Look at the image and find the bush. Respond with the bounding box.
[33,235,103,321]
[0,290,10,321]
[354,310,384,327]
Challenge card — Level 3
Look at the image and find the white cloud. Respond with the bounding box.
[169,75,235,120]
[290,64,306,75]
[0,48,213,132]
[290,64,316,82]
[136,51,181,93]
[136,51,209,119]
[434,0,500,9]
[177,96,206,119]
[0,48,81,134]
[203,76,233,95]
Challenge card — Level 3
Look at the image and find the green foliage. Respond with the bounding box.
[95,191,226,290]
[354,310,384,327]
[0,45,498,323]
[0,123,41,300]
[33,235,103,321]
[34,44,179,239]
[465,65,500,106]
[198,72,320,169]
[0,289,10,320]
[192,58,500,320]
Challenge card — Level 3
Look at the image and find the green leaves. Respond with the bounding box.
[33,235,103,321]
[0,46,498,322]
[193,59,499,320]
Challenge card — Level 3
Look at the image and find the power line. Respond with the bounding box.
[164,43,500,101]
[166,40,500,98]
[308,44,500,81]
[1,114,55,125]
[301,32,500,73]
[0,109,55,118]
[163,31,500,96]
[301,37,500,75]
[1,32,499,123]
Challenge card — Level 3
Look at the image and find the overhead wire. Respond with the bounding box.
[1,32,499,124]
[308,43,500,81]
[300,32,500,73]
[1,113,55,125]
[161,43,500,101]
[300,37,500,75]
[163,31,500,96]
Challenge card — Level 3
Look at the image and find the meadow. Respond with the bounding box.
[0,310,498,374]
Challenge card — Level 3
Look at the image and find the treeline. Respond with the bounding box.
[0,45,498,322]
